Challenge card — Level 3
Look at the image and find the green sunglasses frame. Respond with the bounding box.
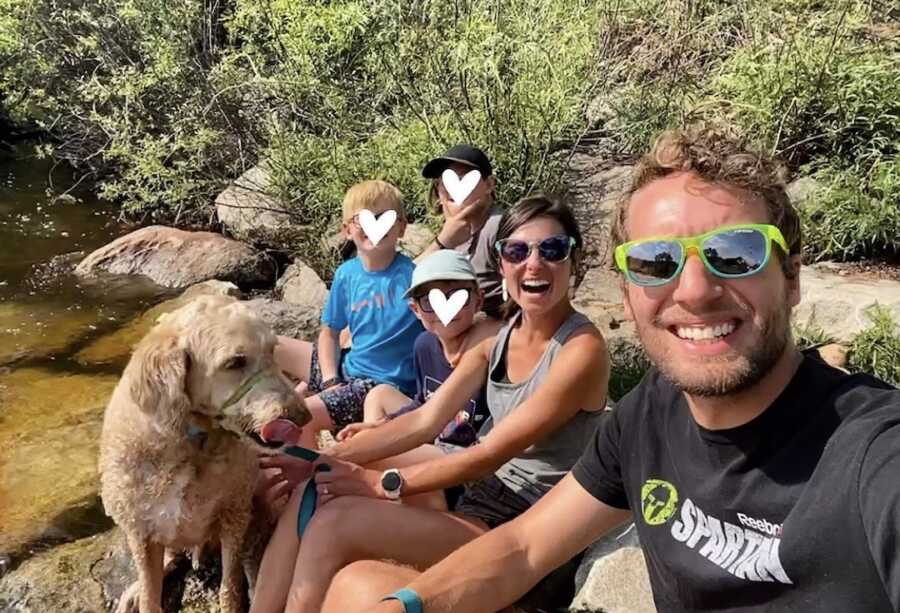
[614,223,789,287]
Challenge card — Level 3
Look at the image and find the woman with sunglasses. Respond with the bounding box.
[250,195,610,613]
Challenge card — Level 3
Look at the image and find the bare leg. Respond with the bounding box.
[250,484,306,613]
[296,394,335,449]
[322,560,418,613]
[284,496,488,613]
[323,560,524,613]
[362,384,411,422]
[274,336,314,382]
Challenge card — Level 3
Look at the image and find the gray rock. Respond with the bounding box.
[0,529,222,613]
[276,260,328,311]
[785,176,821,209]
[399,223,436,259]
[794,264,900,342]
[75,225,274,289]
[244,298,321,342]
[572,524,656,613]
[215,162,309,252]
[573,265,636,348]
[565,159,633,270]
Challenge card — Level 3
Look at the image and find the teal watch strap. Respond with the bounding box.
[382,587,423,613]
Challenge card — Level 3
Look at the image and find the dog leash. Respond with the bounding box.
[282,445,326,537]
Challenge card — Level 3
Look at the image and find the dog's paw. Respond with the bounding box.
[114,582,140,613]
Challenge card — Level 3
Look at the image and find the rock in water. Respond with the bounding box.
[75,226,274,289]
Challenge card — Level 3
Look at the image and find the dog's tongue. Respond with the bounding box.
[260,419,303,445]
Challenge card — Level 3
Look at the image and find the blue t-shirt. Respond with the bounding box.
[395,331,490,447]
[321,254,423,396]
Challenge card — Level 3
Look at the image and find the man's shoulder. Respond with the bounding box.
[802,353,899,420]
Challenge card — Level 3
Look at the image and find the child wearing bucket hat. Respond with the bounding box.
[417,144,504,319]
[338,249,501,451]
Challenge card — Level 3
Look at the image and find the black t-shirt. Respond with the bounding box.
[573,352,900,612]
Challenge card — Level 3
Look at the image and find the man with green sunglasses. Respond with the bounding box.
[346,125,900,613]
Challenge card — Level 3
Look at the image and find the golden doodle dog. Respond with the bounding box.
[99,294,310,613]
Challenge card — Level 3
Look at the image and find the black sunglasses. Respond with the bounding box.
[495,234,576,264]
[414,290,474,313]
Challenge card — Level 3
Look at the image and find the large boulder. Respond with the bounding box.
[572,524,656,613]
[275,260,328,312]
[74,226,274,289]
[0,367,118,559]
[244,298,321,342]
[215,162,308,252]
[795,264,900,342]
[75,280,241,367]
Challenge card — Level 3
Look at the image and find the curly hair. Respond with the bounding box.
[611,124,802,275]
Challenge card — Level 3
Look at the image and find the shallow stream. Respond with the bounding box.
[0,147,171,569]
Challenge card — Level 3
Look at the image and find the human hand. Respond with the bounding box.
[436,196,488,248]
[336,417,387,441]
[312,456,383,505]
[257,452,315,507]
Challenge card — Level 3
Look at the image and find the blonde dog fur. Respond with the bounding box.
[99,295,310,613]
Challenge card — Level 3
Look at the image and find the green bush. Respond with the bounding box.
[1,0,898,266]
[847,305,900,386]
[801,157,900,261]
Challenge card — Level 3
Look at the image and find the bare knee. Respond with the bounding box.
[323,560,417,612]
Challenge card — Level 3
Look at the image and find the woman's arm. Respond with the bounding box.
[379,327,609,496]
[319,326,609,498]
[325,337,493,466]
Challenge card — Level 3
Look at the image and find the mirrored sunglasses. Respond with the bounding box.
[614,223,789,287]
[495,234,576,265]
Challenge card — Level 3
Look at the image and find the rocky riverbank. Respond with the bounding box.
[2,159,899,613]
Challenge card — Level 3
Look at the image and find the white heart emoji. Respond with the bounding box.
[357,209,398,246]
[441,169,481,207]
[428,288,469,326]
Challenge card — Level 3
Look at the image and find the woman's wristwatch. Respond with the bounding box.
[381,468,405,500]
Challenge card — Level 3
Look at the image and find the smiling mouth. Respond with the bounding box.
[521,279,551,295]
[670,321,739,342]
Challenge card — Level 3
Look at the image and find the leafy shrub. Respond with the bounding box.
[608,339,651,403]
[1,0,898,267]
[801,157,900,261]
[847,305,900,386]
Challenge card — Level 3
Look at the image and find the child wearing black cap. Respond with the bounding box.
[418,144,504,319]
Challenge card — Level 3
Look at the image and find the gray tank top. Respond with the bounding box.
[482,310,606,505]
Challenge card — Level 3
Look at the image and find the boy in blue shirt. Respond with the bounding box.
[337,250,500,451]
[273,180,423,450]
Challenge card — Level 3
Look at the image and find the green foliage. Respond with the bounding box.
[608,340,651,402]
[0,0,898,265]
[793,322,835,351]
[801,157,900,261]
[848,305,900,386]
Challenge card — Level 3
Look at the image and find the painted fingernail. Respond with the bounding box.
[315,464,332,472]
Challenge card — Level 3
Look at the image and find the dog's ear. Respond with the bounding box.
[127,326,191,423]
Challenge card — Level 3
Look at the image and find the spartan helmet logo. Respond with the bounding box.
[641,479,679,526]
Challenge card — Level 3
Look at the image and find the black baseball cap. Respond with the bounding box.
[421,144,493,178]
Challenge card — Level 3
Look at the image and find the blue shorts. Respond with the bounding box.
[308,346,378,429]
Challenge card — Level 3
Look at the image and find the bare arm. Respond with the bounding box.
[368,474,632,612]
[326,337,493,465]
[393,328,609,495]
[317,326,341,382]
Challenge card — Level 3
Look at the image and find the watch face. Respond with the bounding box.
[382,471,402,491]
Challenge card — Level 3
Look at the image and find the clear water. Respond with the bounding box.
[0,146,173,565]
